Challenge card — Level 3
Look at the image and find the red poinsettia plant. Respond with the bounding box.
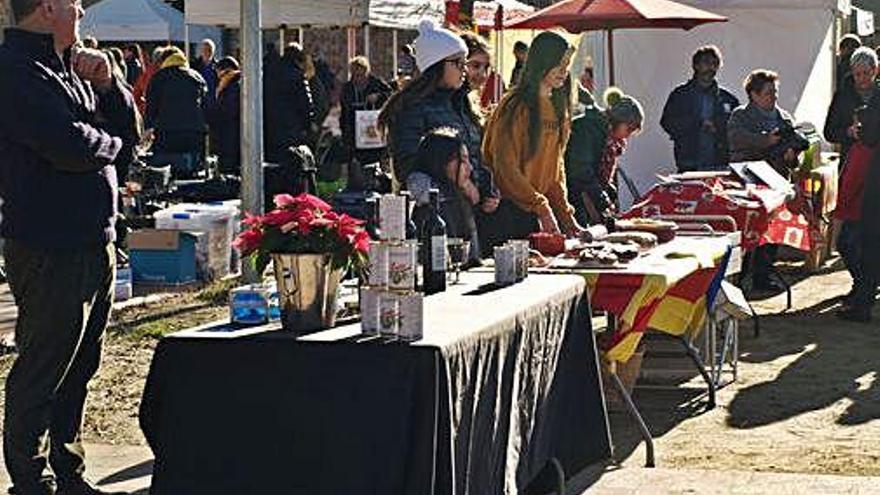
[233,193,370,276]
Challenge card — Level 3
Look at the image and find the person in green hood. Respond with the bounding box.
[565,87,644,226]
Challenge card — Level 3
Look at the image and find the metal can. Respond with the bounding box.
[398,292,424,341]
[360,287,381,334]
[388,241,417,291]
[494,245,516,286]
[367,241,389,287]
[509,240,530,281]
[379,194,407,241]
[378,292,400,335]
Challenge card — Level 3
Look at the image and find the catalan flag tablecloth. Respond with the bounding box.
[564,237,731,363]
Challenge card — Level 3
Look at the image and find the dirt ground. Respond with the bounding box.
[0,259,877,477]
[0,287,229,446]
[611,258,880,476]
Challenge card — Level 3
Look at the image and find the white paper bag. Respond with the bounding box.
[355,109,385,150]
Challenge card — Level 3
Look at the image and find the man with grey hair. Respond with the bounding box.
[824,46,879,163]
[0,0,138,494]
[194,38,218,104]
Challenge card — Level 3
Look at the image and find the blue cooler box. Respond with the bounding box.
[129,229,198,285]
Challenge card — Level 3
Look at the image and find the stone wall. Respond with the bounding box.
[225,26,417,86]
[0,0,11,41]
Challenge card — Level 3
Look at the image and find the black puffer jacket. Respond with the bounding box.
[145,57,207,134]
[387,88,495,199]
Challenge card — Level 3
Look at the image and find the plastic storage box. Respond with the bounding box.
[154,205,233,281]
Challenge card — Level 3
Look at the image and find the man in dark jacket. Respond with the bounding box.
[0,1,139,494]
[263,45,317,163]
[145,47,208,176]
[341,56,392,169]
[836,34,861,90]
[660,45,740,172]
[194,39,218,104]
[824,46,879,165]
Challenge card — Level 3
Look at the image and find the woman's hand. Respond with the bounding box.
[538,210,562,234]
[783,148,798,163]
[481,196,500,213]
[460,181,481,205]
[563,218,588,239]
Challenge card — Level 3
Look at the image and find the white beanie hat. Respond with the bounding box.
[413,19,467,73]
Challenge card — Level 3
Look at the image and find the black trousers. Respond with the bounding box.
[3,241,115,493]
[838,220,877,308]
[480,199,539,256]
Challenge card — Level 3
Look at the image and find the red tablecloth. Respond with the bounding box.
[624,177,813,251]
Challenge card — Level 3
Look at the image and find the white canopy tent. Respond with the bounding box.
[587,0,848,206]
[81,0,221,44]
[184,0,444,30]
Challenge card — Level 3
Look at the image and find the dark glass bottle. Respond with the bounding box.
[361,164,382,223]
[400,191,418,240]
[298,165,318,195]
[362,164,382,200]
[419,189,447,295]
[364,198,381,240]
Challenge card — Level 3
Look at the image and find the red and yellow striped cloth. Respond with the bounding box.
[578,239,728,362]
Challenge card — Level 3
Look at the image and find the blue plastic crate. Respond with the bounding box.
[129,230,198,285]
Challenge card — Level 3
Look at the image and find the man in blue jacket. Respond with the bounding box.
[0,1,139,494]
[661,46,740,172]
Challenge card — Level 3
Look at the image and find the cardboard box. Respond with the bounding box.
[128,229,183,250]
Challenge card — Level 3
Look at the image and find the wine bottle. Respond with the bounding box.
[362,164,382,202]
[400,191,418,240]
[365,198,381,240]
[420,189,447,295]
[298,166,317,195]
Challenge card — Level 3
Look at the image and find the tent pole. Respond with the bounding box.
[347,26,356,78]
[184,23,190,58]
[241,0,264,283]
[279,26,285,53]
[392,29,399,80]
[364,25,371,59]
[298,27,304,45]
[607,29,615,87]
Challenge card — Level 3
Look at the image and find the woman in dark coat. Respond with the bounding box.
[206,57,242,175]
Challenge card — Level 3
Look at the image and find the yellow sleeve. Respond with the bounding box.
[483,101,552,216]
[546,154,576,220]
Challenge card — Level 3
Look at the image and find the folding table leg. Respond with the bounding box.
[769,264,792,311]
[605,367,655,468]
[551,457,566,495]
[680,338,716,410]
[751,302,760,338]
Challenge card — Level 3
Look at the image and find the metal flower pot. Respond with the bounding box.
[271,253,344,334]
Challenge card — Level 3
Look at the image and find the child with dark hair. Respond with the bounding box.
[409,127,487,262]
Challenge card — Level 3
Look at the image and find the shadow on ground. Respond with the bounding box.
[727,295,879,429]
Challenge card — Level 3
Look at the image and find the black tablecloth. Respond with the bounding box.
[139,272,611,495]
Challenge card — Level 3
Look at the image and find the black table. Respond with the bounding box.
[140,272,611,494]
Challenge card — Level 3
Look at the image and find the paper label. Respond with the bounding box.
[431,235,447,271]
